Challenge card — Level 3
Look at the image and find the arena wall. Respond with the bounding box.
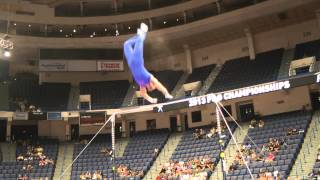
[38,120,67,141]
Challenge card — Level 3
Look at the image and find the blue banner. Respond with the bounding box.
[47,112,62,120]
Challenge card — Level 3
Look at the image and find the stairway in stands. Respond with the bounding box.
[277,48,295,80]
[67,86,80,110]
[171,72,189,98]
[53,143,74,180]
[289,110,320,179]
[143,133,183,180]
[121,84,136,107]
[211,123,248,179]
[115,138,129,157]
[0,143,16,162]
[198,64,223,95]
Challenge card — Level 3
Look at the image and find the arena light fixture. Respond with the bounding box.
[3,49,11,57]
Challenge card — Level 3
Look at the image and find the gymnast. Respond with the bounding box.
[124,23,173,104]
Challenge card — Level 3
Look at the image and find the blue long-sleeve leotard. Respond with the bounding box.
[124,34,152,87]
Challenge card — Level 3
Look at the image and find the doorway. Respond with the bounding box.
[115,123,122,138]
[170,116,177,132]
[129,121,136,137]
[237,101,255,122]
[71,124,79,141]
[184,114,189,130]
[11,125,38,141]
[0,119,6,142]
[310,92,320,110]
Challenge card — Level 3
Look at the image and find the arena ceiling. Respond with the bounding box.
[145,0,320,59]
[8,0,320,63]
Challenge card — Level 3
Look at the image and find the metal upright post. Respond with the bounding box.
[216,105,226,180]
[111,114,116,180]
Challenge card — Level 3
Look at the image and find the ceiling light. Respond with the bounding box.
[0,36,13,50]
[4,50,11,58]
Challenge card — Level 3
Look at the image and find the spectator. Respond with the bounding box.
[316,152,320,162]
[206,127,216,138]
[154,148,159,156]
[280,136,288,149]
[79,172,86,180]
[17,174,23,180]
[287,128,298,136]
[249,118,257,128]
[22,174,28,180]
[265,152,275,162]
[258,120,265,128]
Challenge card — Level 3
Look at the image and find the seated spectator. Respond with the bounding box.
[17,154,24,161]
[199,128,206,139]
[85,171,91,179]
[316,152,320,162]
[22,174,28,180]
[287,128,298,136]
[100,147,112,156]
[193,129,200,139]
[249,118,257,128]
[17,174,23,180]
[280,136,288,149]
[154,148,159,156]
[39,159,46,167]
[206,127,216,138]
[265,152,275,162]
[258,120,265,128]
[80,172,86,180]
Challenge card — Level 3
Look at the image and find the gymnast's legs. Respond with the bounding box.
[124,23,173,103]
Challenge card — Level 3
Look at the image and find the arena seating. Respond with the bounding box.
[227,111,311,179]
[71,129,169,180]
[312,160,320,177]
[0,139,58,180]
[9,73,71,111]
[147,70,183,103]
[209,48,284,92]
[185,64,216,84]
[35,83,71,111]
[80,80,130,109]
[167,123,236,179]
[294,39,320,60]
[9,73,38,105]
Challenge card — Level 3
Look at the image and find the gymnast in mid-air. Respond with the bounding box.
[124,23,173,104]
